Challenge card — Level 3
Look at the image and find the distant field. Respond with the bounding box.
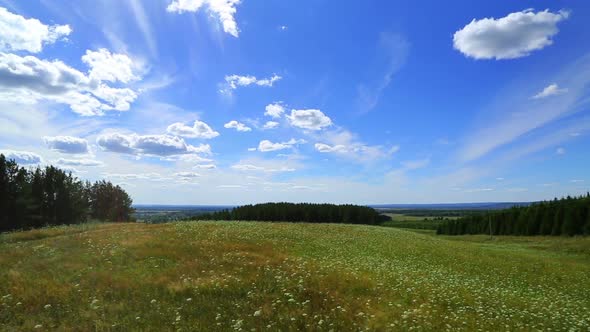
[1,222,589,331]
[380,213,457,230]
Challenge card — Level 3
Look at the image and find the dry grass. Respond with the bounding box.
[0,221,589,331]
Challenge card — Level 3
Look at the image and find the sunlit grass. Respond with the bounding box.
[1,222,589,331]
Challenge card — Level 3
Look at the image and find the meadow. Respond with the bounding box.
[379,213,453,230]
[1,221,589,331]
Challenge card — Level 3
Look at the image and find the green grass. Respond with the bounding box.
[381,213,449,230]
[1,222,589,331]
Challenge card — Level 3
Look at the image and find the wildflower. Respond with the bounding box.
[151,299,157,304]
[186,298,192,302]
[44,304,52,309]
[34,325,43,329]
[254,310,261,317]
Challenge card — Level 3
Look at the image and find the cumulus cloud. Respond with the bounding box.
[264,103,285,118]
[57,158,104,167]
[224,120,251,132]
[263,121,279,129]
[0,149,43,164]
[257,138,305,152]
[167,0,242,37]
[532,83,568,99]
[97,132,211,157]
[82,48,141,83]
[220,74,281,95]
[0,7,71,53]
[43,136,89,154]
[286,109,332,131]
[0,52,138,116]
[453,9,570,60]
[167,120,220,139]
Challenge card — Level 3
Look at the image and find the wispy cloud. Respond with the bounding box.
[531,83,568,99]
[127,0,158,58]
[357,33,409,113]
[459,53,590,162]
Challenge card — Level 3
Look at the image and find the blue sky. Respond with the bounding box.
[0,0,589,205]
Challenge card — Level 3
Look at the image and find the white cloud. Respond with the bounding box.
[357,33,409,113]
[57,158,104,167]
[257,138,305,152]
[453,9,570,60]
[44,136,89,154]
[172,153,213,163]
[0,7,71,53]
[0,149,43,164]
[174,171,200,178]
[263,121,279,129]
[286,109,332,131]
[314,143,348,153]
[459,53,590,162]
[532,83,568,99]
[126,0,158,57]
[193,164,216,170]
[230,164,263,171]
[102,172,168,181]
[556,147,566,155]
[224,120,251,132]
[231,163,295,173]
[96,132,211,157]
[82,48,141,83]
[217,184,244,189]
[220,74,281,95]
[167,120,220,139]
[264,103,285,118]
[167,0,242,37]
[0,52,138,116]
[312,130,398,162]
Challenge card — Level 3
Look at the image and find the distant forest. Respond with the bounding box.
[192,202,390,225]
[0,154,134,233]
[437,194,590,236]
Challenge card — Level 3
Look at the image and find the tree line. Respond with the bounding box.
[192,202,391,225]
[437,194,590,236]
[0,154,134,233]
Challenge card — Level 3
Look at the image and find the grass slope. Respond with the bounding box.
[1,222,589,331]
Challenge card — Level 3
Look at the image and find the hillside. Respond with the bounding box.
[1,222,589,331]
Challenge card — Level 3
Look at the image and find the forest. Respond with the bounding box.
[437,194,590,236]
[0,154,134,233]
[192,202,390,225]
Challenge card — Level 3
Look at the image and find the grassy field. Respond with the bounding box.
[1,222,589,331]
[380,213,450,230]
